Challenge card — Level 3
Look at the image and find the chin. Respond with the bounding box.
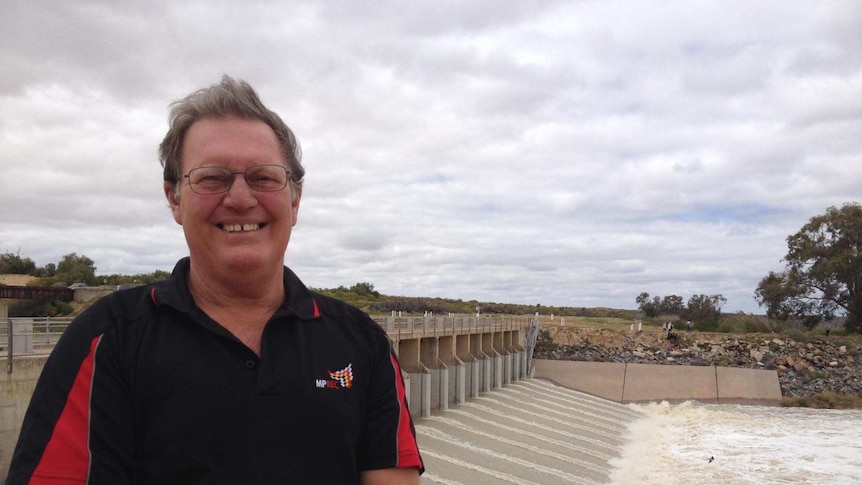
[216,250,278,272]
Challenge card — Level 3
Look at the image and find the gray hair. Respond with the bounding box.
[159,75,304,195]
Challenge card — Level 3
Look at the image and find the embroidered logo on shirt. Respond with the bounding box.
[316,363,353,389]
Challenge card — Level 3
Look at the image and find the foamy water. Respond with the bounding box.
[609,401,862,485]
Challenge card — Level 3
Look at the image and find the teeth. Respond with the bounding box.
[223,223,260,232]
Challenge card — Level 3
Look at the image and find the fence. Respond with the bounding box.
[3,314,539,374]
[2,317,73,374]
[372,314,535,339]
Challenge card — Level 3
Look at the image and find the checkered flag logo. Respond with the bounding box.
[328,363,353,389]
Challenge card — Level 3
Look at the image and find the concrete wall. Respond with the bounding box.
[73,287,112,303]
[533,359,782,405]
[1,355,48,483]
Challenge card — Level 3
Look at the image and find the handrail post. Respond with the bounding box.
[6,318,13,374]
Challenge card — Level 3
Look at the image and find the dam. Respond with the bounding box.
[2,313,781,483]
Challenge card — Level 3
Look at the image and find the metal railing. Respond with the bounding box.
[3,317,73,373]
[4,314,539,373]
[372,314,535,339]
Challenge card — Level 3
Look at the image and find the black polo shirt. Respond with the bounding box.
[8,258,423,484]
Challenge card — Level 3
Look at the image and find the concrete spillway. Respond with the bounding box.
[416,379,642,484]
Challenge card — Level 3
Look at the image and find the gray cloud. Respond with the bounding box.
[2,0,861,313]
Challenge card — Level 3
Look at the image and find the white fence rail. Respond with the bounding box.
[5,314,540,374]
[372,314,534,337]
[3,318,73,373]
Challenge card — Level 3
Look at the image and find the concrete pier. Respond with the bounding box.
[372,315,535,419]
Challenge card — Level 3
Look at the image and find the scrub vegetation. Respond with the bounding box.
[6,252,861,409]
[782,391,862,409]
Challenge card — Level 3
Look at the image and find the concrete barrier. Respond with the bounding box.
[533,359,782,405]
[1,355,49,482]
[716,366,783,405]
[622,363,721,403]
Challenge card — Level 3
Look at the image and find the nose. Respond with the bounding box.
[222,174,258,210]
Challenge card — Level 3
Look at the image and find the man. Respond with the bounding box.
[8,76,423,484]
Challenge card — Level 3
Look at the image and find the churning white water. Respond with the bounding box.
[609,401,862,485]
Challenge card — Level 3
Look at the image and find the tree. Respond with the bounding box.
[34,263,57,277]
[637,292,685,317]
[0,251,37,275]
[755,203,862,333]
[56,253,98,286]
[660,295,685,315]
[349,282,380,298]
[682,294,726,325]
[635,292,659,317]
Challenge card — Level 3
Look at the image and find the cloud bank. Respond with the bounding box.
[2,0,861,312]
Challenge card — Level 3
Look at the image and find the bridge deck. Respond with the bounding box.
[0,286,74,302]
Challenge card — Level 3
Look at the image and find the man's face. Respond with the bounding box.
[164,116,301,275]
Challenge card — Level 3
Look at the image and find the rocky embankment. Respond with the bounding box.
[534,326,862,398]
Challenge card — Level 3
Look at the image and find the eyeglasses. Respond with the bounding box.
[182,165,292,195]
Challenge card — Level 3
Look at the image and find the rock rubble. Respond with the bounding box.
[534,326,862,398]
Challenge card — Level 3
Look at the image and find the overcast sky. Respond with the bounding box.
[2,1,860,313]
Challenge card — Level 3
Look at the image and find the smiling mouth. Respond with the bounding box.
[219,223,265,233]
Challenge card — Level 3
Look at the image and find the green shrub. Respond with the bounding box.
[808,369,830,380]
[696,320,720,332]
[782,392,862,409]
[781,328,812,344]
[742,319,771,333]
[46,301,73,316]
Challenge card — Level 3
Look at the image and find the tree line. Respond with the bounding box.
[4,202,860,332]
[1,253,634,320]
[0,251,172,288]
[636,202,861,334]
[755,202,861,333]
[634,292,727,330]
[312,282,636,319]
[0,252,171,317]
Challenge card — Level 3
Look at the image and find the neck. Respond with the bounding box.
[187,261,285,313]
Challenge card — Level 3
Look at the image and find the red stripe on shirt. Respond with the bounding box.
[388,353,423,470]
[31,335,102,482]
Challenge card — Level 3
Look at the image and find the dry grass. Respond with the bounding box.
[540,315,638,329]
[0,274,36,286]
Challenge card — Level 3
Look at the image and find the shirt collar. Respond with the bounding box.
[151,257,320,320]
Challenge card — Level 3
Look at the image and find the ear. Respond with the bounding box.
[290,186,302,227]
[164,181,183,225]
